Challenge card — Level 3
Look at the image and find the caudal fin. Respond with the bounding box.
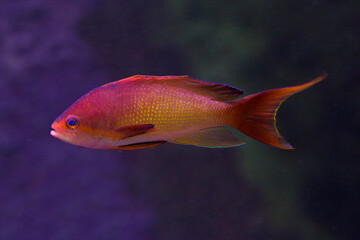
[233,72,327,149]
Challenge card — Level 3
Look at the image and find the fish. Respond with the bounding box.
[50,72,326,150]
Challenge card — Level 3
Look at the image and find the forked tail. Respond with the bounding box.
[233,72,327,149]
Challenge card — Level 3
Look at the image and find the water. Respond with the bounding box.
[1,0,359,239]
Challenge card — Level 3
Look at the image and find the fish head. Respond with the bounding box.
[50,89,116,149]
[50,113,90,148]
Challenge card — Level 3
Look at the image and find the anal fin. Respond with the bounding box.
[172,127,244,148]
[110,141,166,150]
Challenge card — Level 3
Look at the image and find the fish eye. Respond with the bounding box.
[66,117,79,129]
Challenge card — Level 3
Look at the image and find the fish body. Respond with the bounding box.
[51,73,326,150]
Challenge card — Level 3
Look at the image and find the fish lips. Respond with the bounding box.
[50,121,65,140]
[50,129,60,138]
[50,128,73,145]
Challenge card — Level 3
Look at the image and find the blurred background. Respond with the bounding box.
[1,0,359,239]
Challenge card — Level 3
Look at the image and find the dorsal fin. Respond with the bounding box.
[119,75,243,102]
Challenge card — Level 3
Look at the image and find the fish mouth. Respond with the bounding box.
[50,128,73,144]
[50,128,60,138]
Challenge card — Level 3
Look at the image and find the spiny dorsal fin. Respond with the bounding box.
[171,127,245,148]
[119,75,243,102]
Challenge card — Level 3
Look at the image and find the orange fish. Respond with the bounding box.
[50,73,326,150]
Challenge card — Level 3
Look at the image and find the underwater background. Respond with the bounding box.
[1,0,359,239]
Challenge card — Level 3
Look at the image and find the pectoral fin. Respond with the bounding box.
[171,127,244,148]
[115,124,154,139]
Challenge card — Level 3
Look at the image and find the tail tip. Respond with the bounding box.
[315,71,328,83]
[275,138,295,150]
[280,143,295,150]
[321,70,328,78]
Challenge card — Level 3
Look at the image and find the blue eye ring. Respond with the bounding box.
[66,117,79,129]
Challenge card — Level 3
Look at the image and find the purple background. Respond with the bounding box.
[1,0,359,240]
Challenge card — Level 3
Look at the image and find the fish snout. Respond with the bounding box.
[50,128,59,138]
[50,121,62,139]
